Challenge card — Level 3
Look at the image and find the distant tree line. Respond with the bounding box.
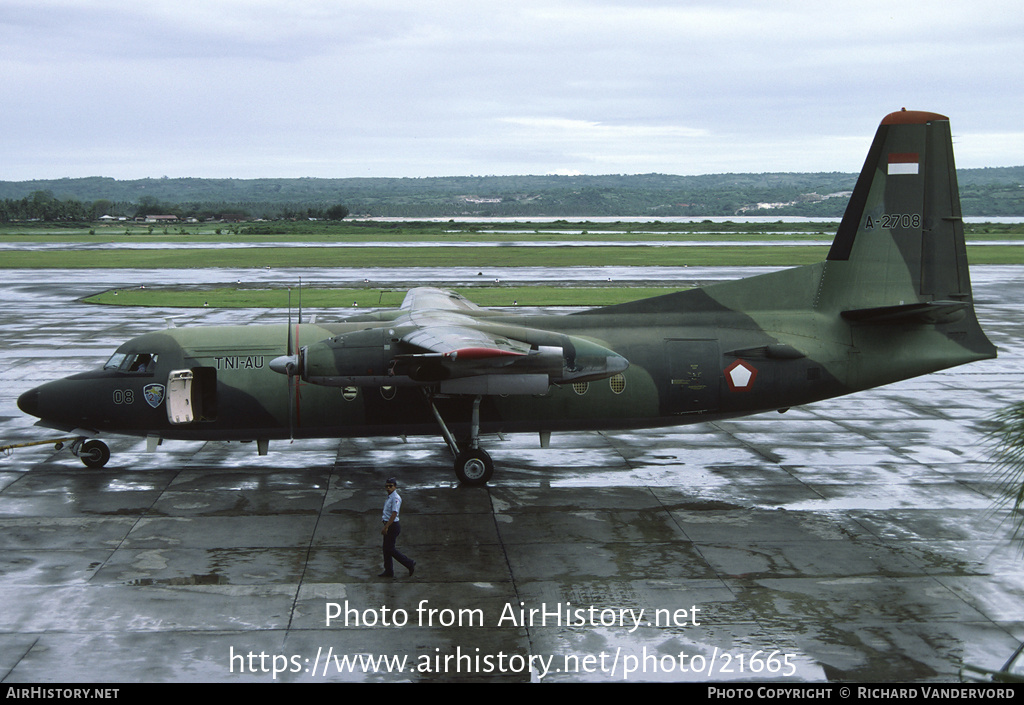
[0,190,111,222]
[1,167,1021,221]
[0,190,350,223]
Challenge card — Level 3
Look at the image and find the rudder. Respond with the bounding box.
[818,109,995,358]
[820,110,971,312]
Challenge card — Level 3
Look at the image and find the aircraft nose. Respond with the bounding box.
[17,387,40,418]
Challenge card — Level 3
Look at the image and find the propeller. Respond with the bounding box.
[269,286,303,440]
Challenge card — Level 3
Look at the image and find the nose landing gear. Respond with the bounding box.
[72,438,110,468]
[0,435,110,468]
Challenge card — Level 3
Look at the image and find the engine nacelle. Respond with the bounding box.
[272,326,630,393]
[302,328,401,387]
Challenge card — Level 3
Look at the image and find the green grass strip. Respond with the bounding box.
[84,286,682,308]
[5,244,1023,268]
[0,245,836,268]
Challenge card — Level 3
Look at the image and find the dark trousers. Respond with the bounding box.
[382,521,413,575]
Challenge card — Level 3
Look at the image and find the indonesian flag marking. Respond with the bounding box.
[887,152,919,175]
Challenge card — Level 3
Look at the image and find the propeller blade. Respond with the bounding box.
[285,287,296,441]
[288,371,296,442]
[287,288,293,357]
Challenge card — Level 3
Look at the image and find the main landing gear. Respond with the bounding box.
[429,394,494,486]
[454,448,494,485]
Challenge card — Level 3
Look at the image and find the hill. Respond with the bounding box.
[1,168,1022,218]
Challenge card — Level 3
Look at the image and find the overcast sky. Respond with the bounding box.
[2,0,1022,180]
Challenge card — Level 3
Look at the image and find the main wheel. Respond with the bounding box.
[454,448,494,486]
[80,439,110,468]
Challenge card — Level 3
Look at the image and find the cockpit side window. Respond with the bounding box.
[104,352,159,374]
[103,353,127,371]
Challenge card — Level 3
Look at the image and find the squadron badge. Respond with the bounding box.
[143,384,166,409]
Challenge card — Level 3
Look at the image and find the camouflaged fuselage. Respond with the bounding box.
[18,111,996,462]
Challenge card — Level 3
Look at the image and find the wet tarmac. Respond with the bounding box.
[1,265,1023,683]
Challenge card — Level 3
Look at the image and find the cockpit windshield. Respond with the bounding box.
[104,352,159,373]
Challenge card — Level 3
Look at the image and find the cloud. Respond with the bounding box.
[501,118,707,140]
[1,1,1021,178]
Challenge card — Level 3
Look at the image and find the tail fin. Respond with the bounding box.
[819,110,973,313]
[813,109,995,358]
[584,110,995,364]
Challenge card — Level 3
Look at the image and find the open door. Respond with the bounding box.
[166,367,218,424]
[167,369,195,424]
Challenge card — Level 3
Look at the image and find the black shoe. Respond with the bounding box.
[378,571,394,578]
[408,561,416,577]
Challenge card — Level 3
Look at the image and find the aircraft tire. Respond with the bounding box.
[454,448,493,486]
[80,439,110,468]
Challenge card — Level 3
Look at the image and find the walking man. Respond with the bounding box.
[379,477,415,578]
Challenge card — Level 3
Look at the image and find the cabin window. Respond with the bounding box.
[104,353,159,374]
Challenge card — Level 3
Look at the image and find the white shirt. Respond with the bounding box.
[382,490,402,522]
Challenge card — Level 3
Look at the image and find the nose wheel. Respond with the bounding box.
[74,439,110,468]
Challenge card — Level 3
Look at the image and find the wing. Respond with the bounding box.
[300,287,628,394]
[398,287,532,360]
[399,287,485,315]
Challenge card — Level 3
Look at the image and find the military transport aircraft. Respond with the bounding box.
[15,110,997,485]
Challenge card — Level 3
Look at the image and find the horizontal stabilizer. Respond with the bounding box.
[841,300,968,325]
